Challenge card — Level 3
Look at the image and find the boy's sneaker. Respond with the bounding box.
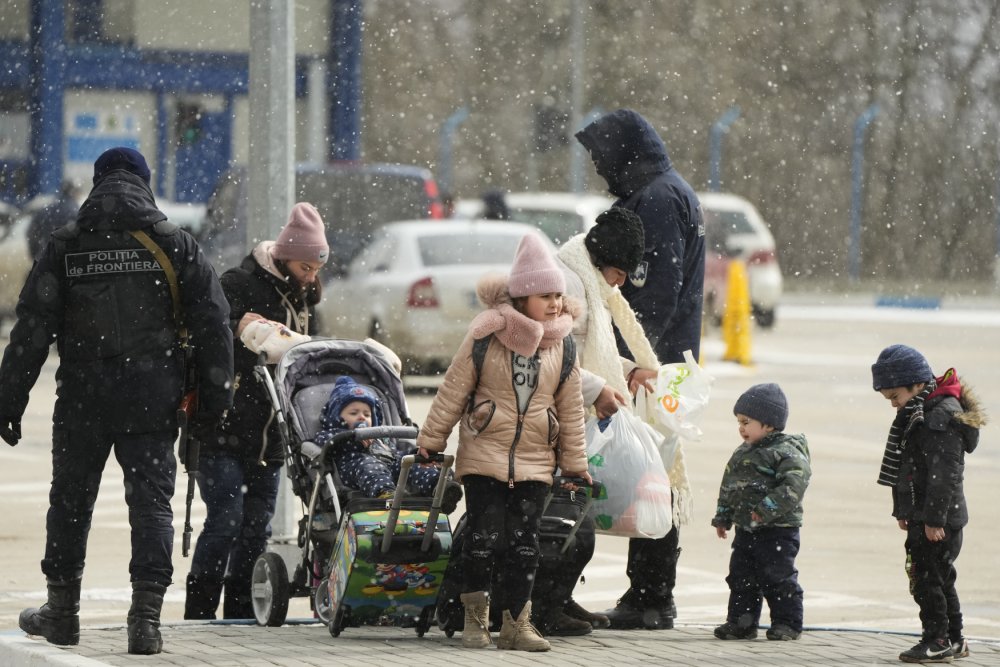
[950,638,969,659]
[766,624,801,641]
[899,637,955,663]
[713,621,758,640]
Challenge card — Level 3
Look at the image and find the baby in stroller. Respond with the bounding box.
[315,376,463,515]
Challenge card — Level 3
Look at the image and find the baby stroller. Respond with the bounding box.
[248,338,455,637]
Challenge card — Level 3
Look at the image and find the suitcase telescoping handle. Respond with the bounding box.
[381,452,455,555]
[551,476,603,555]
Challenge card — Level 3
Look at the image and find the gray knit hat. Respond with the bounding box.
[733,383,788,430]
[871,344,933,391]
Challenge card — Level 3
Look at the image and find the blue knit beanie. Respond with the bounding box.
[733,383,788,431]
[324,376,383,427]
[871,344,933,391]
[93,146,151,185]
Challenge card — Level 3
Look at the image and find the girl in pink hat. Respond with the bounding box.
[417,232,591,652]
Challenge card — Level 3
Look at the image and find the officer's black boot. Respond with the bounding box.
[18,578,81,645]
[127,581,166,655]
[184,574,221,620]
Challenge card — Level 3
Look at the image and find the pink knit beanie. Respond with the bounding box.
[507,232,565,297]
[273,202,329,263]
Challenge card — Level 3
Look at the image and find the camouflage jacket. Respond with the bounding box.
[711,431,811,531]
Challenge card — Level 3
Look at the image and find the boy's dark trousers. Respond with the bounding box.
[725,526,804,631]
[905,523,963,641]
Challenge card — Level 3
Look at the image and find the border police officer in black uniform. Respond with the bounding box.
[0,147,234,655]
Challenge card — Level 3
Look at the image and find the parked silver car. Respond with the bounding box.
[315,219,556,374]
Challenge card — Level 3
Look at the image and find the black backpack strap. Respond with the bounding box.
[471,333,575,394]
[558,334,577,389]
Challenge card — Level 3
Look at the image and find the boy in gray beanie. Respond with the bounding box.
[711,383,810,642]
[871,345,984,663]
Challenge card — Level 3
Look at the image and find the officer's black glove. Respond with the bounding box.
[190,413,223,446]
[1,417,22,447]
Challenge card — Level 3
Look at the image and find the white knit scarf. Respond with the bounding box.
[558,235,693,525]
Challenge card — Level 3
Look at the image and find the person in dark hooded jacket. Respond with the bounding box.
[184,202,328,620]
[576,108,705,630]
[871,345,984,663]
[0,147,233,655]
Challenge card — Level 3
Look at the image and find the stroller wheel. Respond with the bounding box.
[251,552,290,627]
[314,578,334,624]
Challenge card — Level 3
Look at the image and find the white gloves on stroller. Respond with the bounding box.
[240,319,311,363]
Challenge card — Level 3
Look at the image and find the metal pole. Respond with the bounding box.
[306,59,329,166]
[248,0,295,250]
[438,107,470,195]
[249,0,298,560]
[708,105,741,192]
[568,0,586,193]
[849,103,879,282]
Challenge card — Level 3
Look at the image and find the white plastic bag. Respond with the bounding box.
[650,349,714,441]
[635,386,680,471]
[585,410,673,539]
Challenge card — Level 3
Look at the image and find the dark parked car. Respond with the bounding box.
[201,163,444,274]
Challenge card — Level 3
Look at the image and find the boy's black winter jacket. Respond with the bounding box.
[893,382,984,528]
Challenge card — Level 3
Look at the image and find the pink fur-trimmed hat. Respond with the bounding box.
[507,232,565,298]
[273,202,329,263]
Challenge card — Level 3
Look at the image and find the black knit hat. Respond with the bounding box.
[733,382,788,431]
[585,207,645,273]
[93,146,151,185]
[871,344,933,391]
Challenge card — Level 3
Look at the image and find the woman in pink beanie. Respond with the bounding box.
[416,231,591,652]
[184,202,328,620]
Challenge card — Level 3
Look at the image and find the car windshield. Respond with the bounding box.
[703,209,756,254]
[509,209,583,246]
[418,233,522,266]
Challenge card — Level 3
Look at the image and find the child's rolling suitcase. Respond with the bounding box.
[318,454,456,637]
[435,479,599,636]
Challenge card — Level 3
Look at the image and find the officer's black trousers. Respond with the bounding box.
[43,428,177,587]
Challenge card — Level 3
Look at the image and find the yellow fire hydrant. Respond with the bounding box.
[722,259,752,365]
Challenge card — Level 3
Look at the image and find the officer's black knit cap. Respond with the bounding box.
[733,382,788,431]
[93,146,151,185]
[585,207,645,273]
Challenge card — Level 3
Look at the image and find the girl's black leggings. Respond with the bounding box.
[461,474,549,617]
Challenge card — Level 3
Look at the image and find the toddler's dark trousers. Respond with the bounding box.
[725,526,804,632]
[905,523,963,641]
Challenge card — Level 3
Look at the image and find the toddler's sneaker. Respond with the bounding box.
[950,637,969,659]
[713,621,757,640]
[766,624,801,641]
[899,637,954,663]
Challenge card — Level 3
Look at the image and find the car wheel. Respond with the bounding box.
[753,306,776,329]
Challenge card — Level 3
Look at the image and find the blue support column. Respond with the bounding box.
[708,105,741,192]
[30,0,67,196]
[329,0,362,161]
[156,92,170,197]
[849,103,879,282]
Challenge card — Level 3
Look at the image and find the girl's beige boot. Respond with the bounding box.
[459,591,492,648]
[497,601,551,651]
